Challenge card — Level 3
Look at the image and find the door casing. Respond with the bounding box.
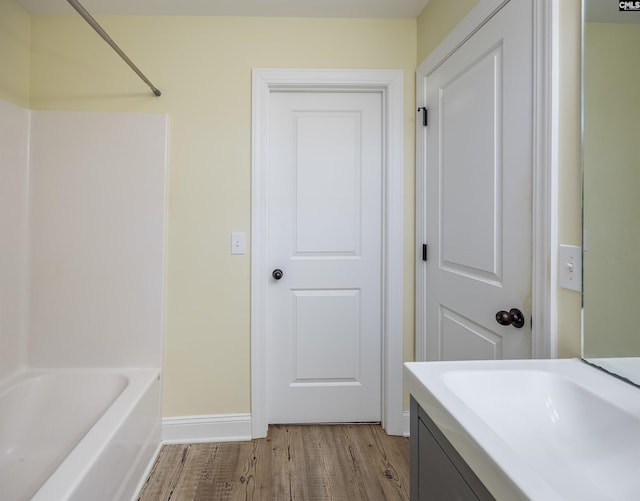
[251,69,405,438]
[415,0,558,361]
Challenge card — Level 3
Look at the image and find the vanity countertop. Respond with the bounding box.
[404,358,640,501]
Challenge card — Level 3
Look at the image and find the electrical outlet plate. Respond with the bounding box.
[559,244,582,292]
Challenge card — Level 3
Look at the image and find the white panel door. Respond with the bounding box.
[424,0,533,361]
[267,91,382,423]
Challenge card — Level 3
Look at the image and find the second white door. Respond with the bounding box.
[267,91,383,423]
[423,0,533,361]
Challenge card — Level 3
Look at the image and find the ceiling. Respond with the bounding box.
[15,0,431,18]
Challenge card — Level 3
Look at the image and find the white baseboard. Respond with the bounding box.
[402,410,410,437]
[162,413,252,444]
[162,412,407,443]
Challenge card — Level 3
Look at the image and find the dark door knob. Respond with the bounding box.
[272,269,283,280]
[495,308,525,328]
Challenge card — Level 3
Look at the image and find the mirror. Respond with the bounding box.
[582,0,640,385]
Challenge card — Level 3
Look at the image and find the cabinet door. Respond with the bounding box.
[410,397,495,501]
[417,417,480,501]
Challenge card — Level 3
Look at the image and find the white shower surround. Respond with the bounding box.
[0,98,167,500]
[0,99,29,380]
[28,110,167,368]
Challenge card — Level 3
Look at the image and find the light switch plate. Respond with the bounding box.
[231,232,246,255]
[559,244,582,292]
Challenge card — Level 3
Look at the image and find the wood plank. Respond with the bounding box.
[136,443,189,499]
[358,424,411,500]
[137,424,409,501]
[191,442,238,499]
[340,424,391,499]
[232,437,271,501]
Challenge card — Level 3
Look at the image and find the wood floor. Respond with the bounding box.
[137,424,410,501]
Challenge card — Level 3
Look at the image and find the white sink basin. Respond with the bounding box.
[404,359,640,501]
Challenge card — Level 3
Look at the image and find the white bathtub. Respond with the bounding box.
[0,368,161,501]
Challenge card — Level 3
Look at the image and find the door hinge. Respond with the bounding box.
[417,107,428,127]
[422,244,428,262]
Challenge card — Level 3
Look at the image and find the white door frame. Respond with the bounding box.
[251,69,404,438]
[415,0,558,360]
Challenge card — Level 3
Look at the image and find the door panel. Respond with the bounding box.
[268,91,382,423]
[440,307,503,361]
[295,113,361,255]
[440,45,502,281]
[425,0,533,362]
[292,289,360,381]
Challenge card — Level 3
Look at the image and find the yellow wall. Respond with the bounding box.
[582,22,640,357]
[0,0,30,106]
[416,0,479,63]
[28,15,417,417]
[556,0,582,357]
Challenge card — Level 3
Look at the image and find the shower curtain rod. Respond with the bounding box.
[66,0,161,96]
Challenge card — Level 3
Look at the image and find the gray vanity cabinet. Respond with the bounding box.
[410,397,495,501]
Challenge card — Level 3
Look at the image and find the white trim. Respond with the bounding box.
[162,414,252,444]
[402,410,411,437]
[415,0,557,361]
[251,68,405,438]
[531,0,557,358]
[415,73,428,362]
